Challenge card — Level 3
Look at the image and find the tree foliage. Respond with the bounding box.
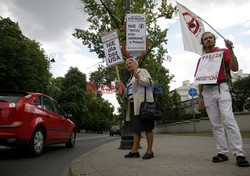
[47,77,64,101]
[158,89,183,124]
[74,0,180,123]
[58,67,87,131]
[74,0,177,62]
[232,76,250,112]
[84,93,115,133]
[0,17,50,93]
[56,67,115,132]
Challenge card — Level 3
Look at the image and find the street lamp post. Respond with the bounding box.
[46,53,56,70]
[126,0,130,13]
[119,0,134,150]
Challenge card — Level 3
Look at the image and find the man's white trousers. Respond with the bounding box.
[202,83,244,156]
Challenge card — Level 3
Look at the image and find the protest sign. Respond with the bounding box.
[194,51,223,84]
[101,30,123,67]
[126,13,146,52]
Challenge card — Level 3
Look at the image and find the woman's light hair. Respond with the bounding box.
[126,57,138,67]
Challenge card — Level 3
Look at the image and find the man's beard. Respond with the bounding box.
[204,42,215,50]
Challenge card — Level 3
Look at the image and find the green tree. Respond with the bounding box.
[0,17,50,92]
[47,77,64,101]
[58,67,87,131]
[232,76,250,112]
[158,89,183,124]
[85,93,114,133]
[74,0,178,123]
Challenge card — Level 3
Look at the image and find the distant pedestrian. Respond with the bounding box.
[123,58,155,159]
[196,31,249,167]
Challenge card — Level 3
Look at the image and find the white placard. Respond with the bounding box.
[101,30,123,67]
[194,51,224,84]
[126,13,146,51]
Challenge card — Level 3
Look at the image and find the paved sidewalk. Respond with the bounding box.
[69,134,250,176]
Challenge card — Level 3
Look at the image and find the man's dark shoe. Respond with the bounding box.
[142,152,154,159]
[124,151,140,158]
[212,154,228,162]
[236,156,249,167]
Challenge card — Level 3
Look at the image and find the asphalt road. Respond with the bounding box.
[0,133,118,176]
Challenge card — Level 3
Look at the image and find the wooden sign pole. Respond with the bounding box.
[115,65,120,82]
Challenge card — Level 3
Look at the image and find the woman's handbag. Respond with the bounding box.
[140,86,162,121]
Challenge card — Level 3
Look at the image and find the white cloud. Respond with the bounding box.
[102,94,119,114]
[157,18,176,31]
[244,30,250,35]
[3,0,87,42]
[243,21,250,28]
[175,33,182,39]
[234,44,250,74]
[0,1,12,17]
[165,51,199,90]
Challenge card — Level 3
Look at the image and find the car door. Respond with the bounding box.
[41,96,62,143]
[51,100,71,141]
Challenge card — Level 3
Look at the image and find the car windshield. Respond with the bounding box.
[111,126,119,130]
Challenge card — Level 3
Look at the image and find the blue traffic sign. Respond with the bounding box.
[188,88,198,97]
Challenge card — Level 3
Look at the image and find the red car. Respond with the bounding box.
[0,90,76,156]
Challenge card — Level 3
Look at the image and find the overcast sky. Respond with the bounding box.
[1,0,250,113]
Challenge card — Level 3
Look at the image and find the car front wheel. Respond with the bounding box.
[66,130,76,148]
[28,127,45,156]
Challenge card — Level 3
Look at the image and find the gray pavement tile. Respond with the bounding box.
[70,134,250,176]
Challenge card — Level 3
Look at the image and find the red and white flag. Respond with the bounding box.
[177,2,205,55]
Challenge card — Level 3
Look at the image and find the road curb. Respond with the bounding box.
[69,139,119,176]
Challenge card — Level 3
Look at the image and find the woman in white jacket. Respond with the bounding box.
[124,58,155,160]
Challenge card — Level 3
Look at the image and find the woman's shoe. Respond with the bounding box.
[124,151,140,158]
[142,152,154,159]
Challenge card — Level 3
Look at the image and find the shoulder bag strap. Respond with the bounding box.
[144,86,147,102]
[144,79,156,102]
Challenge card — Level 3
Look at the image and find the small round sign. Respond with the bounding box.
[188,88,198,97]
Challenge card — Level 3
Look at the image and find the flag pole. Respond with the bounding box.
[198,17,226,40]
